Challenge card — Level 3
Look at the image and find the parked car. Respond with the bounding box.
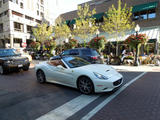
[51,48,103,64]
[35,56,123,94]
[0,49,30,74]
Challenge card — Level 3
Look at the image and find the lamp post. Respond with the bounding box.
[134,24,140,66]
[96,29,100,38]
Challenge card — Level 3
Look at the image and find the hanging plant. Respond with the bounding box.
[125,34,148,48]
[89,36,107,53]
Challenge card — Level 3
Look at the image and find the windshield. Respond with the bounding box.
[0,49,19,57]
[63,57,90,68]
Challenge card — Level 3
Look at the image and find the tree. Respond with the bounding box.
[102,0,134,56]
[73,3,98,47]
[54,17,71,51]
[32,23,53,46]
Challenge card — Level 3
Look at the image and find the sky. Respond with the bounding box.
[48,0,91,23]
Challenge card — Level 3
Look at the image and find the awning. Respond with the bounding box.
[92,12,105,19]
[132,1,158,13]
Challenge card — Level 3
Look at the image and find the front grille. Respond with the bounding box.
[113,78,122,86]
[13,59,25,65]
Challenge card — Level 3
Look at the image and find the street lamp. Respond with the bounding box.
[96,29,100,38]
[134,24,140,66]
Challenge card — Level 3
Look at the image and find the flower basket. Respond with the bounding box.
[125,34,148,48]
[89,36,107,52]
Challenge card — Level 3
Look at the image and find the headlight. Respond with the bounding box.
[93,72,108,80]
[5,60,13,64]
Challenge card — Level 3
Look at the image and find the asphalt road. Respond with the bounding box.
[0,69,159,120]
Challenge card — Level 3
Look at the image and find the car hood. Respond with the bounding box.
[80,64,120,78]
[0,56,27,61]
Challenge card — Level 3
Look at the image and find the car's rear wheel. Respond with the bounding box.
[0,65,6,75]
[78,77,94,94]
[36,70,46,83]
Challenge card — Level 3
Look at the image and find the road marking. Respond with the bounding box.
[36,95,99,120]
[81,72,147,120]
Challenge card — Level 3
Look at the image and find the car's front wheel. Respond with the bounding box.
[78,77,94,94]
[36,70,46,83]
[0,65,6,75]
[23,65,29,71]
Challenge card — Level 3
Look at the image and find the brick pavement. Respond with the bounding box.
[91,72,160,120]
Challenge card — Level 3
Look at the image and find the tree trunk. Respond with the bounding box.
[116,43,119,56]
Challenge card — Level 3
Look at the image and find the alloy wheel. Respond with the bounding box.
[78,77,94,94]
[37,70,46,83]
[0,66,4,75]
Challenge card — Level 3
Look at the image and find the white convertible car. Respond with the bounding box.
[35,56,123,94]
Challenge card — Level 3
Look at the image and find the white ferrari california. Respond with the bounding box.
[35,56,123,94]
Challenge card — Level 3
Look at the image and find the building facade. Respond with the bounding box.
[59,0,160,54]
[0,0,50,48]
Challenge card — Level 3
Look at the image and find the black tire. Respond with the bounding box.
[23,65,29,71]
[0,65,6,75]
[36,70,46,83]
[77,77,94,94]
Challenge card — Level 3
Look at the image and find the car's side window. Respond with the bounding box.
[69,50,79,55]
[62,50,69,55]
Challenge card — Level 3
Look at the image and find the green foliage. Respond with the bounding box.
[73,3,98,47]
[44,40,56,54]
[32,23,53,44]
[54,17,71,42]
[102,0,134,56]
[30,41,40,51]
[89,36,107,53]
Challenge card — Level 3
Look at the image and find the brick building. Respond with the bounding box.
[59,0,160,54]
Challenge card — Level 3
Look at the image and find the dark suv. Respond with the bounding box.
[60,48,103,64]
[0,49,30,74]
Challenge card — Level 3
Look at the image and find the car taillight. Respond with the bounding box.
[91,56,98,60]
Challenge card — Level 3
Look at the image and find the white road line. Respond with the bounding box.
[36,95,99,120]
[81,72,147,120]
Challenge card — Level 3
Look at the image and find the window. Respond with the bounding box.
[4,10,8,16]
[0,23,3,33]
[27,25,32,33]
[12,11,23,17]
[148,9,156,19]
[133,8,156,21]
[69,50,79,55]
[40,12,44,17]
[37,10,39,15]
[3,0,8,4]
[41,6,44,11]
[36,19,41,24]
[139,11,147,20]
[37,3,39,9]
[25,15,34,21]
[20,2,23,9]
[40,0,43,5]
[0,1,2,7]
[14,22,23,32]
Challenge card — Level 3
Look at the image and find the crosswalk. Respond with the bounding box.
[36,72,146,120]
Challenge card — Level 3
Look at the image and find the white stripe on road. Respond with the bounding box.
[81,72,147,120]
[36,95,99,120]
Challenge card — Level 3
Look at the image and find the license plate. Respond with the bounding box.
[18,64,23,67]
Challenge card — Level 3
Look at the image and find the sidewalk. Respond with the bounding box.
[30,60,160,72]
[111,64,160,72]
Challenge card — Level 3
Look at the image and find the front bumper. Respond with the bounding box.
[93,73,123,93]
[3,62,30,71]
